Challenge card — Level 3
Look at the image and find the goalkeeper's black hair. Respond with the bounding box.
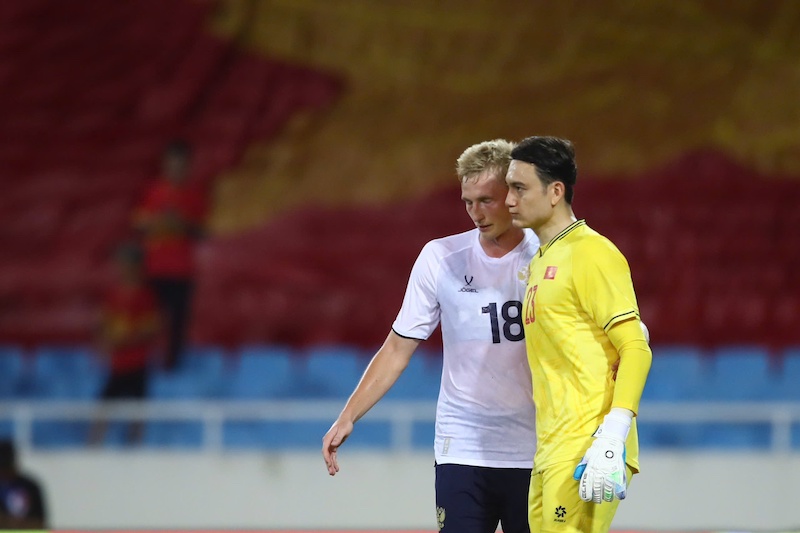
[511,136,577,204]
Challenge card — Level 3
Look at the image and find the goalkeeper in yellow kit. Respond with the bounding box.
[504,136,652,533]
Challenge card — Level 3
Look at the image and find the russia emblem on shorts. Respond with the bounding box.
[544,266,558,280]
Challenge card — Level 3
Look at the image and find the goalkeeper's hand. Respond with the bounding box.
[573,408,632,503]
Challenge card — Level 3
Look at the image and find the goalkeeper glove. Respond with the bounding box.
[573,408,632,503]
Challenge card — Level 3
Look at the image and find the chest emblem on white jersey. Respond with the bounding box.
[517,265,530,283]
[459,275,478,293]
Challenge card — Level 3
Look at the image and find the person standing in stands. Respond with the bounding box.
[323,140,538,533]
[134,140,207,370]
[0,439,47,530]
[504,136,652,533]
[90,242,160,446]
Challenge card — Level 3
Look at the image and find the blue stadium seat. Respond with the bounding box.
[223,419,392,449]
[296,346,367,399]
[384,353,442,401]
[30,346,107,399]
[142,369,209,442]
[0,346,25,399]
[0,419,13,439]
[637,422,705,449]
[792,422,800,450]
[223,421,329,449]
[225,345,295,399]
[179,345,227,379]
[33,346,98,376]
[411,420,435,449]
[143,420,204,448]
[31,420,91,448]
[148,372,213,399]
[24,347,118,447]
[222,421,268,448]
[147,346,228,399]
[640,345,707,402]
[698,422,772,450]
[774,349,800,401]
[699,346,774,401]
[96,421,146,448]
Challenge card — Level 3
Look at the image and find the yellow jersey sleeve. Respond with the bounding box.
[607,318,652,414]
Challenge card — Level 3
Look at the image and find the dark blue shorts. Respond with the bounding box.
[435,463,531,533]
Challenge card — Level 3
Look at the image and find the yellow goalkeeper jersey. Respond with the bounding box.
[522,220,641,472]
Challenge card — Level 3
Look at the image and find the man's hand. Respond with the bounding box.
[322,419,354,476]
[573,432,627,502]
[573,408,632,503]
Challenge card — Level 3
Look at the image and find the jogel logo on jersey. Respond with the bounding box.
[459,275,478,293]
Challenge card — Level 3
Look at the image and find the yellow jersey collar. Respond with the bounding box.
[538,219,586,257]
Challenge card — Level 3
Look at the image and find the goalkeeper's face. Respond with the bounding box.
[461,170,515,242]
[505,160,554,231]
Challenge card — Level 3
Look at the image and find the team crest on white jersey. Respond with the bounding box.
[517,265,530,283]
[458,275,478,293]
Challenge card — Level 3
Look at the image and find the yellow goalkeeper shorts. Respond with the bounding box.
[528,459,635,533]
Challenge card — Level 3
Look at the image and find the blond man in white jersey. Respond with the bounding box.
[322,140,539,533]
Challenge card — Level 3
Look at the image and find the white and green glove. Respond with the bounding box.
[572,408,632,503]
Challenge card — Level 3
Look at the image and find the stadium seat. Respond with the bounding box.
[142,362,209,448]
[384,352,442,401]
[697,422,773,450]
[698,346,774,401]
[637,422,705,449]
[774,349,800,401]
[0,346,24,398]
[148,346,228,399]
[793,422,800,450]
[143,420,204,448]
[31,420,90,449]
[296,346,367,399]
[223,419,393,450]
[30,346,107,399]
[640,345,707,402]
[225,346,296,399]
[411,421,435,449]
[180,345,227,377]
[32,346,96,376]
[0,420,13,439]
[148,372,212,400]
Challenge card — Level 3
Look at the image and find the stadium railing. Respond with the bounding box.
[1,400,799,453]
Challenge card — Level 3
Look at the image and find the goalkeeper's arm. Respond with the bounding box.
[608,318,652,415]
[572,318,652,503]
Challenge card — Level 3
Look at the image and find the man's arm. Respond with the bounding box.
[573,317,652,502]
[322,330,421,476]
[607,317,652,415]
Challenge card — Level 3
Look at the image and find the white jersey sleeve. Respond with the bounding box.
[392,241,442,340]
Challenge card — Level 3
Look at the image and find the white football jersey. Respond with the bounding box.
[392,228,539,468]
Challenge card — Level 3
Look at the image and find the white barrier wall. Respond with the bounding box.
[20,450,800,531]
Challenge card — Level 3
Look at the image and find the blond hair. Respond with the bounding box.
[456,139,515,183]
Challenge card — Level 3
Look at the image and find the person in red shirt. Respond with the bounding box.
[91,243,160,445]
[133,140,206,370]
